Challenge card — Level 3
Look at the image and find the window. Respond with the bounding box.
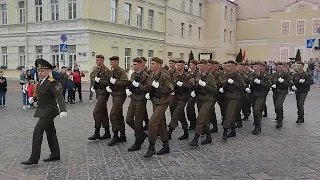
[199,3,202,17]
[35,0,43,22]
[0,4,7,25]
[313,20,320,34]
[296,20,305,35]
[188,24,192,39]
[111,0,117,23]
[18,1,25,23]
[224,6,227,20]
[280,48,289,62]
[180,53,184,59]
[68,0,77,20]
[137,49,143,57]
[281,21,290,36]
[124,48,131,70]
[1,47,7,67]
[230,9,233,21]
[181,23,185,37]
[198,27,202,40]
[51,0,59,21]
[148,10,154,30]
[168,52,173,57]
[137,7,143,27]
[51,45,60,67]
[168,19,173,35]
[36,46,43,59]
[67,45,76,68]
[181,0,185,12]
[148,50,153,68]
[189,0,193,14]
[230,31,232,43]
[124,3,131,25]
[224,29,226,42]
[19,46,26,67]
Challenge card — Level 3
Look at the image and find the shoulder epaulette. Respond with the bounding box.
[48,77,55,82]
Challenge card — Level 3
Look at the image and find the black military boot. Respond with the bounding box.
[242,115,249,121]
[88,128,100,140]
[168,128,174,140]
[119,130,127,142]
[156,141,170,155]
[178,129,189,140]
[201,132,212,145]
[252,125,261,135]
[108,131,120,146]
[143,143,156,158]
[189,133,200,147]
[128,138,142,152]
[100,128,111,140]
[296,116,304,123]
[188,121,196,130]
[21,160,38,165]
[235,121,243,128]
[222,128,228,140]
[210,126,218,133]
[276,121,283,128]
[227,128,236,138]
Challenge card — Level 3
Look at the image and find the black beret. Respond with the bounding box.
[198,59,208,64]
[296,61,304,65]
[169,59,177,63]
[151,57,163,64]
[176,60,185,64]
[226,60,237,65]
[132,57,142,63]
[189,60,198,65]
[35,58,53,70]
[208,59,219,65]
[140,57,147,62]
[109,56,119,61]
[96,55,105,59]
[252,61,263,66]
[239,62,244,66]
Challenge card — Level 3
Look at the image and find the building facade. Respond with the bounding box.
[236,0,320,62]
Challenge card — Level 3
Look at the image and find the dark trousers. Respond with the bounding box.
[186,97,197,126]
[110,95,126,132]
[242,94,252,117]
[251,96,266,126]
[195,100,212,134]
[148,103,169,143]
[223,99,241,129]
[68,90,74,102]
[30,117,60,161]
[295,92,308,117]
[93,94,110,128]
[207,100,217,128]
[126,99,147,137]
[273,93,287,121]
[73,82,82,101]
[62,88,66,100]
[168,100,188,130]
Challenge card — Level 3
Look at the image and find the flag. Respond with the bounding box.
[235,49,242,63]
[242,50,246,61]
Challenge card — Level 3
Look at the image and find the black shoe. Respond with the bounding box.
[156,141,170,155]
[100,132,111,139]
[201,133,212,145]
[143,144,156,158]
[276,121,283,128]
[252,126,261,135]
[235,121,242,128]
[108,132,123,146]
[227,128,236,138]
[21,160,38,165]
[242,116,249,121]
[189,133,200,147]
[43,156,60,162]
[222,128,228,140]
[168,128,174,140]
[178,129,189,140]
[128,141,141,152]
[210,127,218,133]
[88,128,100,140]
[296,116,304,123]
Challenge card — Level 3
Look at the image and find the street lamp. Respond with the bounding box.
[25,0,29,68]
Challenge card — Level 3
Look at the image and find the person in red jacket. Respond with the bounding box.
[27,80,35,108]
[71,66,85,102]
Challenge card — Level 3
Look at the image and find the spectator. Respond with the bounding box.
[71,66,85,102]
[60,67,68,102]
[52,66,61,83]
[67,74,75,104]
[314,64,320,88]
[29,66,38,82]
[27,80,35,108]
[20,69,29,109]
[0,71,7,107]
[89,66,96,102]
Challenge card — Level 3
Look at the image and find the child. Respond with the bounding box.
[0,71,7,107]
[67,75,75,104]
[27,80,35,108]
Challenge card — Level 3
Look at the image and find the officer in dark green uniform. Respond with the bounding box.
[291,61,313,123]
[186,60,198,130]
[22,59,67,165]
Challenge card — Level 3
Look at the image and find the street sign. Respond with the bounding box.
[60,44,68,53]
[306,39,316,48]
[60,34,67,42]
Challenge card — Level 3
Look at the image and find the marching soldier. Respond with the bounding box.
[240,62,253,121]
[246,61,271,135]
[140,56,150,131]
[186,60,198,130]
[125,57,151,151]
[219,60,245,140]
[88,55,112,141]
[22,59,67,165]
[168,60,190,140]
[167,59,177,78]
[291,61,313,123]
[261,62,269,117]
[235,63,246,128]
[271,62,293,128]
[106,56,130,146]
[144,57,173,158]
[189,60,217,147]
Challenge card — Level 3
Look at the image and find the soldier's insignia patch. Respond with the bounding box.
[48,77,55,82]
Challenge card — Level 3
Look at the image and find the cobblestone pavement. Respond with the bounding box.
[1,88,320,180]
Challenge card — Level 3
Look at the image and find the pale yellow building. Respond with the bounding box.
[0,0,237,78]
[235,0,320,62]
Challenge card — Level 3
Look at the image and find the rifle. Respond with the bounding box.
[149,72,162,99]
[93,67,102,91]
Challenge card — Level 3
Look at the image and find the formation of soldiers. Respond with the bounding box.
[89,55,313,159]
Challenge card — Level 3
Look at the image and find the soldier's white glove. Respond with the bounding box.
[94,77,100,83]
[245,88,251,93]
[299,79,305,83]
[110,77,116,84]
[171,92,175,96]
[28,97,34,104]
[254,78,261,84]
[176,81,183,87]
[227,78,234,84]
[199,80,206,87]
[145,93,150,100]
[219,87,224,93]
[272,84,276,89]
[126,89,132,96]
[278,77,284,83]
[59,112,67,118]
[106,86,112,93]
[132,80,140,87]
[152,81,159,88]
[292,85,297,91]
[190,91,196,97]
[90,87,95,93]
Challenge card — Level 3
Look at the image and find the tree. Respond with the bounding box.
[295,49,301,62]
[188,50,194,65]
[236,49,242,63]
